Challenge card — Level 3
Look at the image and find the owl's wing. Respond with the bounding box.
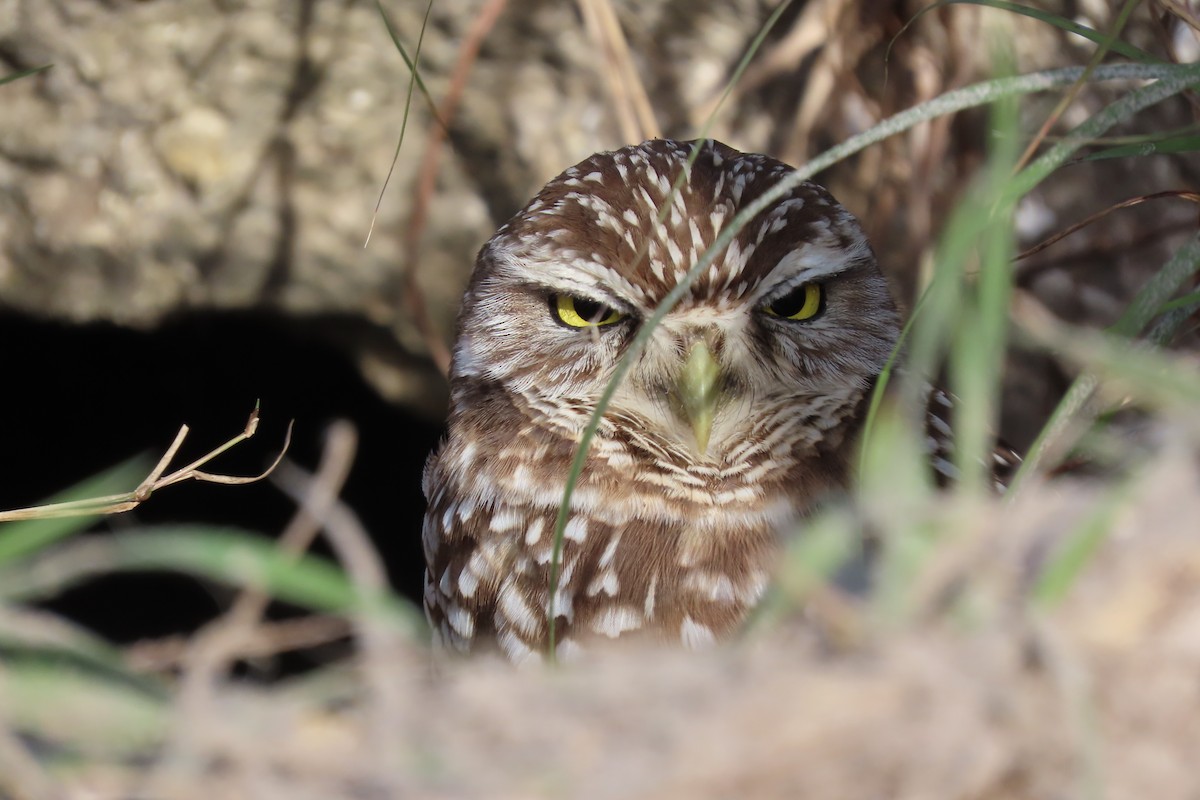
[421,452,508,655]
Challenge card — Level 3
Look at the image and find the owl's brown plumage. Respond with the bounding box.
[423,138,906,663]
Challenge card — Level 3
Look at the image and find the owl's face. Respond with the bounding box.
[449,139,899,462]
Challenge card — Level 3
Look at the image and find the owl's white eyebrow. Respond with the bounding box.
[522,257,646,308]
[522,278,634,312]
[544,282,625,303]
[751,238,871,303]
[756,273,835,306]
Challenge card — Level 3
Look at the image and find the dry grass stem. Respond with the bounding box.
[174,419,360,678]
[577,0,660,142]
[365,0,435,250]
[1013,0,1139,174]
[695,0,836,125]
[400,0,509,377]
[125,615,352,673]
[141,421,387,795]
[1015,190,1200,264]
[0,408,292,523]
[270,451,409,776]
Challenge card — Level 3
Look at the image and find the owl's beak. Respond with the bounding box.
[678,340,720,455]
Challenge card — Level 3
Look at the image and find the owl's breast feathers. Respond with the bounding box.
[422,379,868,663]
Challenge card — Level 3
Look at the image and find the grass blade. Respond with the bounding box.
[375,0,444,128]
[892,1,1157,65]
[1012,232,1200,487]
[0,65,51,87]
[1032,476,1135,608]
[0,527,421,633]
[1080,133,1200,162]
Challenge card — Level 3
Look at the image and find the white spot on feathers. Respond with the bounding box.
[525,516,545,546]
[564,516,588,542]
[685,571,737,603]
[586,569,620,597]
[497,580,540,637]
[556,637,584,662]
[644,572,659,620]
[598,533,622,568]
[591,605,643,638]
[446,603,475,639]
[498,629,539,666]
[489,508,524,533]
[681,616,716,649]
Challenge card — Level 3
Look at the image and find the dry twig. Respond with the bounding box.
[0,407,292,523]
[577,0,660,143]
[126,615,353,673]
[269,447,409,788]
[400,0,509,378]
[1015,190,1200,264]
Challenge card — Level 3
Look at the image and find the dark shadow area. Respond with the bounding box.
[0,310,441,646]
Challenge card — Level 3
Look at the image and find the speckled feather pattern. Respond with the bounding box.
[423,139,906,663]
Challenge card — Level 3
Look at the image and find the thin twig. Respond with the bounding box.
[168,420,359,679]
[577,0,659,142]
[1015,218,1199,283]
[0,408,292,523]
[365,0,436,249]
[400,0,509,377]
[270,456,408,787]
[142,421,365,797]
[225,420,358,622]
[125,615,352,672]
[1014,190,1200,262]
[1011,0,1140,174]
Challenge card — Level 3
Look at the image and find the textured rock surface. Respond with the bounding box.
[0,1,765,400]
[0,1,479,336]
[0,0,1195,426]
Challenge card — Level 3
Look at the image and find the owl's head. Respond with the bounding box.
[450,139,900,460]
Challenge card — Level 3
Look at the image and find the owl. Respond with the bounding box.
[422,138,969,663]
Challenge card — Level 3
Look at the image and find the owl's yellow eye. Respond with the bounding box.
[551,294,625,328]
[764,282,823,321]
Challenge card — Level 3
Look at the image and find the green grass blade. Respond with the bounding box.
[1067,329,1200,410]
[1002,66,1200,206]
[0,65,52,87]
[1158,288,1200,314]
[1110,232,1200,338]
[1080,133,1200,162]
[0,527,421,632]
[0,652,168,757]
[860,403,941,625]
[376,0,444,128]
[1011,232,1200,488]
[1148,287,1200,347]
[948,65,1020,490]
[1032,477,1134,608]
[893,1,1157,64]
[741,509,858,634]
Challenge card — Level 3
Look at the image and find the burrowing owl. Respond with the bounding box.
[424,138,910,662]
